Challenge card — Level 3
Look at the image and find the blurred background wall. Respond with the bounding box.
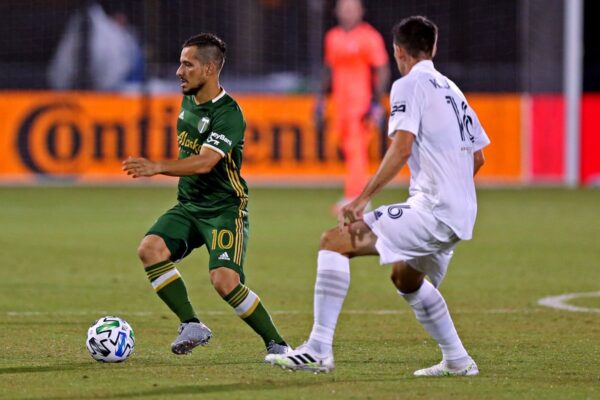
[0,0,598,185]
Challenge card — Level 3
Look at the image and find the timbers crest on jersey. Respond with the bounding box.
[198,116,210,133]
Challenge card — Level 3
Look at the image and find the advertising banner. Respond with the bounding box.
[0,92,523,184]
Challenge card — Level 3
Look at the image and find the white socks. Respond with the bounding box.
[305,251,469,364]
[400,279,469,363]
[307,250,350,355]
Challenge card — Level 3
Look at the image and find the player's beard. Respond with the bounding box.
[182,81,205,96]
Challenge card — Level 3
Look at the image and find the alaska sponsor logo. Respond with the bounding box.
[206,132,232,147]
[177,131,202,154]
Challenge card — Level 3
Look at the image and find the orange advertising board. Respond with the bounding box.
[466,94,522,182]
[0,92,522,183]
[0,93,179,181]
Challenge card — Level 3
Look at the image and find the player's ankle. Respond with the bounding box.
[445,355,473,370]
[306,339,332,355]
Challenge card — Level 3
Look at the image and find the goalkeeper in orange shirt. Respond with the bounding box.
[317,0,390,213]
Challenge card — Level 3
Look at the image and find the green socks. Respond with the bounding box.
[145,263,284,347]
[145,260,196,322]
[224,283,285,346]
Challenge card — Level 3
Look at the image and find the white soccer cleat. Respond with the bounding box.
[414,359,479,377]
[265,343,334,373]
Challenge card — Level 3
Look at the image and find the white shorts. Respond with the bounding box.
[364,203,460,287]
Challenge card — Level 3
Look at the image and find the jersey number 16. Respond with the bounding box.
[445,95,475,144]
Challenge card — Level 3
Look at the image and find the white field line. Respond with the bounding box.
[4,308,544,317]
[537,291,600,313]
[6,293,599,317]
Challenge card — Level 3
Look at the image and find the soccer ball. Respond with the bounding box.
[86,316,135,362]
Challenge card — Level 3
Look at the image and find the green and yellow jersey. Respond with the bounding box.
[176,90,248,216]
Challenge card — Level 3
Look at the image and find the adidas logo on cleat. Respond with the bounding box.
[218,252,230,261]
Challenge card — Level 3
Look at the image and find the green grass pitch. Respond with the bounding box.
[0,186,599,399]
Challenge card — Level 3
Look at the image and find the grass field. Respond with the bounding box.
[1,186,599,399]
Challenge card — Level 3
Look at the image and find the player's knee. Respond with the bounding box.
[390,269,404,291]
[210,268,240,297]
[137,235,170,265]
[319,228,340,252]
[390,264,424,293]
[211,280,229,297]
[390,272,418,293]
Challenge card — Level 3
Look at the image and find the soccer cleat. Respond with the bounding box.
[413,359,479,377]
[266,340,291,355]
[170,321,212,355]
[265,343,334,373]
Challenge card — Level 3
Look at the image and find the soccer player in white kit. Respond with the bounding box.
[266,15,490,376]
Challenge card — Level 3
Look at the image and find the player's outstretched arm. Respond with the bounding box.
[122,146,222,178]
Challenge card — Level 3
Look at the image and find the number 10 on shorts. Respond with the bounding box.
[211,229,234,250]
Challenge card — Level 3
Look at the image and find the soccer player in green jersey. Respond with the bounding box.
[122,33,289,359]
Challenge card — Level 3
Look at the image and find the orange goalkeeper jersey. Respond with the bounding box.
[325,22,388,114]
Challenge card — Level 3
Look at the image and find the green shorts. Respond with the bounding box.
[146,203,248,283]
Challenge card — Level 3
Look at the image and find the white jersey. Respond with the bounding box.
[388,60,490,240]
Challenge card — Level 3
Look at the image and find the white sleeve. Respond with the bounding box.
[388,78,422,137]
[470,113,491,151]
[452,83,490,151]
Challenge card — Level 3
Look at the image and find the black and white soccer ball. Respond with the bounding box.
[86,316,135,362]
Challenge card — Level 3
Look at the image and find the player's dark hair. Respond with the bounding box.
[182,33,227,71]
[392,16,438,58]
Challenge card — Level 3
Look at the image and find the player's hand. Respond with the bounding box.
[122,157,161,178]
[337,196,370,232]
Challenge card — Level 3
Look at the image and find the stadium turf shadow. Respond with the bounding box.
[17,378,401,400]
[0,363,91,374]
